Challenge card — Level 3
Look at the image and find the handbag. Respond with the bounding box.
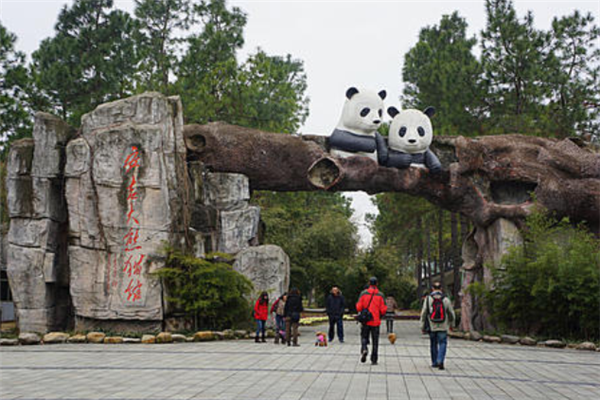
[355,291,376,324]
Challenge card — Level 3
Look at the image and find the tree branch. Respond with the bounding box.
[184,122,600,228]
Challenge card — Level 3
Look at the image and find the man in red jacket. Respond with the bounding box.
[356,277,387,365]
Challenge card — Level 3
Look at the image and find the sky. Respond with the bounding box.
[1,0,599,247]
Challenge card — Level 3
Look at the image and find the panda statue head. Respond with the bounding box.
[337,87,386,135]
[387,106,436,154]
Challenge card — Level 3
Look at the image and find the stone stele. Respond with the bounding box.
[64,92,190,330]
[233,244,290,301]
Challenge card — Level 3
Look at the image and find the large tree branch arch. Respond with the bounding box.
[184,122,600,229]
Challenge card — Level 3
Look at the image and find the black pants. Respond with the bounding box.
[361,325,380,363]
[386,318,394,333]
[328,316,344,341]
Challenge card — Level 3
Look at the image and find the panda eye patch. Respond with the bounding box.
[360,107,370,117]
[399,127,407,137]
[378,109,383,117]
[417,127,426,137]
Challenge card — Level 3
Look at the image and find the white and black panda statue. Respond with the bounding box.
[376,106,442,173]
[329,87,386,162]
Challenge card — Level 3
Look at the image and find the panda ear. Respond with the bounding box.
[387,107,400,118]
[346,87,359,100]
[378,90,387,100]
[423,106,436,118]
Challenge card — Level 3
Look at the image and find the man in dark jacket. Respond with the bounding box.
[284,287,304,346]
[356,277,387,365]
[326,286,346,343]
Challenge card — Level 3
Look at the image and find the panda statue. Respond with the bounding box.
[329,87,386,162]
[376,106,442,173]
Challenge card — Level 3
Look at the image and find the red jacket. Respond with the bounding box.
[254,299,269,321]
[356,286,387,327]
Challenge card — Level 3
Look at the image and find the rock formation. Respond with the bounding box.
[64,93,190,332]
[6,113,75,332]
[5,93,290,333]
[200,172,260,254]
[233,245,290,301]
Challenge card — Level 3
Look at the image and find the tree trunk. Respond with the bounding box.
[438,208,444,289]
[425,216,432,290]
[450,212,461,308]
[416,216,424,300]
[185,122,599,229]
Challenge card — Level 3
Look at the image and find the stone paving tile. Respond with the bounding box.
[1,321,600,399]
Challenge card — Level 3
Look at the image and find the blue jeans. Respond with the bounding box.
[275,315,286,342]
[275,315,285,331]
[429,331,448,366]
[256,319,266,338]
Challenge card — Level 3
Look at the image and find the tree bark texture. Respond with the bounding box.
[185,122,600,229]
[185,122,600,331]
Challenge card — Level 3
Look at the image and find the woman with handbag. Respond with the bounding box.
[284,287,303,346]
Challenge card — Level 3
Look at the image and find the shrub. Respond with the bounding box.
[153,247,253,331]
[480,211,600,340]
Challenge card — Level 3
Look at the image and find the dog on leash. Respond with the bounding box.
[388,333,397,345]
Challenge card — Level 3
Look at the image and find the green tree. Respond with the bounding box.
[369,192,469,304]
[0,22,32,157]
[176,0,246,125]
[134,0,192,94]
[252,191,358,306]
[478,211,600,340]
[360,245,418,309]
[237,50,309,133]
[403,12,483,136]
[480,0,552,134]
[31,0,140,124]
[545,11,600,139]
[176,0,309,133]
[153,247,253,330]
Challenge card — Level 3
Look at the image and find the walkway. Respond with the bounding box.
[1,321,599,399]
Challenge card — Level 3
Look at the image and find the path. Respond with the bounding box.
[1,321,599,399]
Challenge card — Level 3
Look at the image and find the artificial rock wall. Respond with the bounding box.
[65,93,189,331]
[6,113,75,332]
[6,92,290,333]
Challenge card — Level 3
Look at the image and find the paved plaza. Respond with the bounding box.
[1,321,599,400]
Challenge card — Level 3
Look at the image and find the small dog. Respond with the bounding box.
[388,333,397,345]
[315,331,328,347]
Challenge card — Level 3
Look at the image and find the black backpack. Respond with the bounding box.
[428,293,446,323]
[356,291,375,324]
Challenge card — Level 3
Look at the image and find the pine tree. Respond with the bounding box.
[0,23,32,156]
[31,0,140,125]
[545,11,600,139]
[134,0,192,94]
[403,12,483,136]
[480,0,551,134]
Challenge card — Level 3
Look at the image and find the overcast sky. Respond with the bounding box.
[2,0,599,247]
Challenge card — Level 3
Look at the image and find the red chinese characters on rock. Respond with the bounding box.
[122,146,145,302]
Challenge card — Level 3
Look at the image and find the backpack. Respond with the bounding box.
[429,293,446,323]
[355,291,375,325]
